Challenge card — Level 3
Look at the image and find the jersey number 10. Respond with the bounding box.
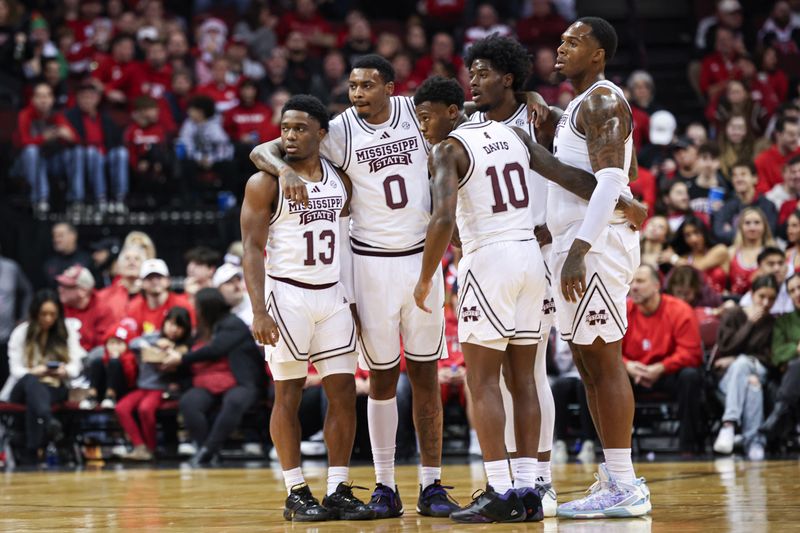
[487,162,529,213]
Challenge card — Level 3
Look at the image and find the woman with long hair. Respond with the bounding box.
[729,207,776,295]
[161,288,265,467]
[0,290,84,463]
[713,274,779,461]
[669,216,729,294]
[785,210,800,276]
[718,114,757,180]
[664,265,723,309]
[640,215,671,270]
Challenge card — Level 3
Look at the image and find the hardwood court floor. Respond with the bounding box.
[2,460,800,532]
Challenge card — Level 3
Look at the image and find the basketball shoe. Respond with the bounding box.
[450,485,525,523]
[416,480,460,517]
[322,482,375,520]
[535,481,558,517]
[283,483,330,522]
[515,487,544,521]
[366,483,404,518]
[557,463,651,519]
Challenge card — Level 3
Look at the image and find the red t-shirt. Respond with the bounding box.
[110,61,173,101]
[413,54,465,82]
[97,277,139,324]
[126,292,195,336]
[64,293,118,351]
[699,52,740,96]
[14,106,72,147]
[623,295,703,374]
[91,54,130,88]
[276,12,333,45]
[79,113,105,153]
[123,122,168,167]
[195,82,240,114]
[223,102,275,143]
[755,144,800,194]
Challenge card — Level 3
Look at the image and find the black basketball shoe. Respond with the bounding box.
[516,486,545,521]
[283,483,330,522]
[322,482,376,520]
[366,483,404,518]
[416,480,460,517]
[450,485,526,524]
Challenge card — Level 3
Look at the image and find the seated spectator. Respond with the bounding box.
[551,336,597,464]
[43,222,93,287]
[183,246,220,299]
[162,288,266,467]
[670,137,700,182]
[664,265,724,309]
[195,56,240,114]
[630,165,657,216]
[413,32,466,84]
[700,26,742,102]
[127,258,194,335]
[712,274,779,461]
[688,143,729,216]
[0,290,85,464]
[524,48,560,106]
[226,38,265,82]
[405,23,427,64]
[516,0,567,52]
[63,83,129,213]
[311,50,350,115]
[713,161,778,245]
[685,122,709,147]
[164,69,194,126]
[15,83,76,214]
[193,18,229,86]
[284,32,322,95]
[786,210,800,275]
[80,319,138,410]
[123,230,156,260]
[623,265,705,454]
[259,47,290,101]
[718,114,757,181]
[737,247,793,314]
[626,70,655,151]
[669,216,729,294]
[340,17,374,67]
[729,207,776,295]
[124,96,171,187]
[755,117,800,195]
[464,3,513,50]
[767,156,800,217]
[177,95,234,187]
[758,0,800,53]
[224,79,275,173]
[116,307,192,460]
[695,0,745,56]
[640,216,671,270]
[166,30,194,73]
[91,34,135,93]
[392,52,424,97]
[57,265,115,352]
[276,0,336,54]
[213,263,252,328]
[658,180,705,233]
[376,32,402,62]
[232,2,277,62]
[763,274,800,439]
[97,245,145,324]
[759,46,788,103]
[736,56,779,122]
[638,110,676,172]
[707,79,767,135]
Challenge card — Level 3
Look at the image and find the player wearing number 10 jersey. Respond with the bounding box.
[249,55,458,520]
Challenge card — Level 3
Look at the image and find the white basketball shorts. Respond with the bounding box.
[551,225,640,345]
[457,239,546,351]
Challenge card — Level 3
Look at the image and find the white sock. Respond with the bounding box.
[470,429,479,446]
[484,459,513,493]
[327,466,349,496]
[512,457,538,489]
[604,448,635,482]
[534,461,551,485]
[368,397,398,487]
[283,467,305,494]
[509,457,521,481]
[420,466,441,490]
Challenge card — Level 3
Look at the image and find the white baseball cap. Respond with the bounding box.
[718,0,742,14]
[212,263,242,288]
[649,110,677,146]
[140,258,169,279]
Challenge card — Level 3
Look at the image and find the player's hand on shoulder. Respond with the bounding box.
[252,312,280,346]
[413,278,434,313]
[278,167,309,207]
[525,91,550,128]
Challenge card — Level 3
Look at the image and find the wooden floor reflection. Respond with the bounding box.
[1,459,799,532]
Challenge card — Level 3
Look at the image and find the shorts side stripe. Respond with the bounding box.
[566,273,626,341]
[458,270,516,338]
[404,321,445,360]
[309,319,357,362]
[266,292,308,361]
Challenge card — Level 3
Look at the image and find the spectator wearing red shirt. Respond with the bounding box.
[126,259,195,336]
[759,47,788,102]
[768,155,800,222]
[515,0,568,52]
[276,0,335,54]
[755,116,800,194]
[98,245,146,324]
[81,319,139,411]
[56,265,116,352]
[91,34,136,91]
[124,96,171,184]
[623,265,705,454]
[224,79,274,175]
[524,48,561,106]
[391,52,424,97]
[700,27,742,101]
[63,83,129,212]
[15,83,76,213]
[463,4,513,51]
[195,56,240,114]
[413,33,466,85]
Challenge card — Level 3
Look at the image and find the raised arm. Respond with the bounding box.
[414,140,464,312]
[240,171,280,346]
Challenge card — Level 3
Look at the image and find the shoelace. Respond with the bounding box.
[338,484,370,504]
[370,486,396,504]
[468,488,487,504]
[425,483,460,506]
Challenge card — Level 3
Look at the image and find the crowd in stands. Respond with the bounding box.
[3,0,800,466]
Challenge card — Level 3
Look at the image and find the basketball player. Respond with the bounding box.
[464,34,560,517]
[548,18,652,518]
[240,95,373,522]
[249,55,459,518]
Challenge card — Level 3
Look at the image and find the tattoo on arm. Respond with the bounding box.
[249,139,288,176]
[578,89,631,172]
[419,142,461,281]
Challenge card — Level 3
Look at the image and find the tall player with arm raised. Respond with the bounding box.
[249,55,460,519]
[241,95,373,522]
[548,18,652,519]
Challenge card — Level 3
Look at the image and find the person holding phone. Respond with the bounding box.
[0,290,85,464]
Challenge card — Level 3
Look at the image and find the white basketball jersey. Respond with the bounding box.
[472,104,547,227]
[320,96,431,255]
[267,158,346,286]
[549,80,633,248]
[448,120,536,255]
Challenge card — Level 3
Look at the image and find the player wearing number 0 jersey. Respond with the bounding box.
[241,96,373,523]
[466,33,559,517]
[248,56,458,520]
